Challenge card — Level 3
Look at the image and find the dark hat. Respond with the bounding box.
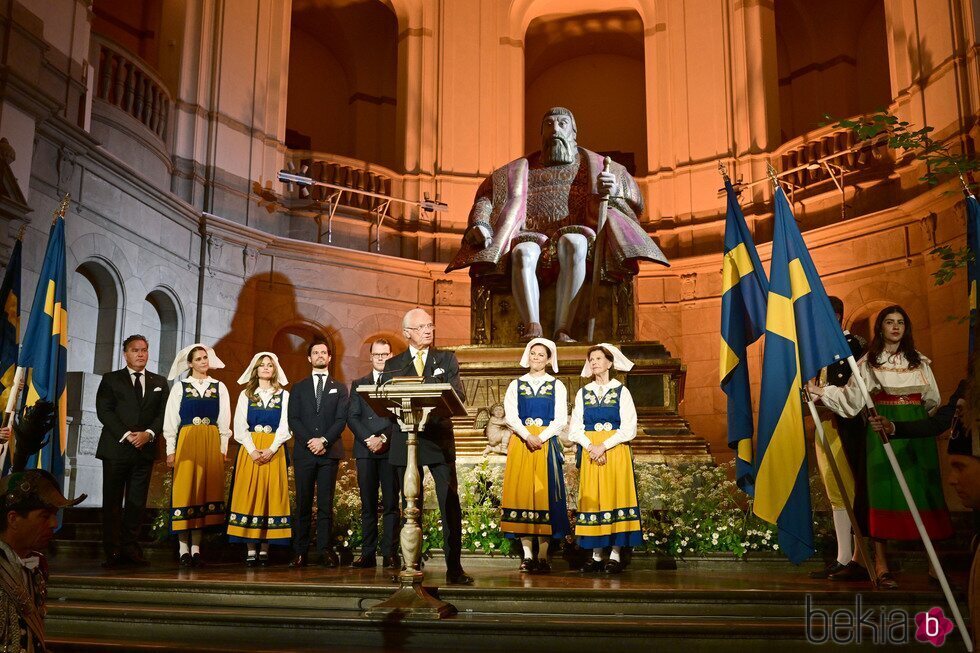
[0,470,86,512]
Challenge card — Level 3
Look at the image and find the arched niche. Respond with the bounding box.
[271,322,340,386]
[73,259,125,374]
[524,9,648,175]
[775,0,891,142]
[142,287,183,375]
[286,0,398,169]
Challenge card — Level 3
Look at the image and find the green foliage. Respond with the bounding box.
[829,111,980,188]
[148,456,833,560]
[634,461,775,557]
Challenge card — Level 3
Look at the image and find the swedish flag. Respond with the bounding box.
[967,193,979,353]
[754,186,853,564]
[720,179,768,495]
[18,211,68,481]
[0,237,21,412]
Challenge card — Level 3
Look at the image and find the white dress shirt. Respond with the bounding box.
[408,346,429,373]
[119,367,156,443]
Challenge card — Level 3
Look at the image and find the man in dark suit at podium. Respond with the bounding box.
[287,338,348,568]
[95,335,168,568]
[381,308,472,585]
[347,338,400,570]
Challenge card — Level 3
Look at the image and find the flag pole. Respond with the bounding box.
[845,356,972,651]
[802,389,878,587]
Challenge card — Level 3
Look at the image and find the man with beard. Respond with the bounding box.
[446,107,669,342]
[287,338,348,567]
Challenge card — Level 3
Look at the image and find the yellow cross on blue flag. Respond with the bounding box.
[0,237,21,413]
[754,185,853,564]
[18,212,68,481]
[720,179,768,495]
[966,193,979,353]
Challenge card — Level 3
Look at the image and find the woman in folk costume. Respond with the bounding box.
[163,344,232,566]
[500,338,571,573]
[809,305,952,589]
[227,353,293,566]
[567,343,642,574]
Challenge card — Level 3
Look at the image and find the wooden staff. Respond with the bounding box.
[587,157,612,343]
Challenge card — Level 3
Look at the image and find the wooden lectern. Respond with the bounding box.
[357,380,466,620]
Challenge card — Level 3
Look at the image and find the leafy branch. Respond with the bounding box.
[828,111,978,286]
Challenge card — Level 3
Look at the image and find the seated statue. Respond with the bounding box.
[447,107,669,342]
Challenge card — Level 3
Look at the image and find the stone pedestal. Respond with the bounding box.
[449,342,710,463]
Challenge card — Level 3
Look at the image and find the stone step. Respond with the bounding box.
[45,561,958,652]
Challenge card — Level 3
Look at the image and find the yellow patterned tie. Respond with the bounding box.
[414,350,425,376]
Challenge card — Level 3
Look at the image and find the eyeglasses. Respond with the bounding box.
[370,353,391,358]
[406,323,435,332]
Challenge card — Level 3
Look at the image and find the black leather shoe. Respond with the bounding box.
[828,561,870,581]
[258,551,269,567]
[101,553,126,569]
[190,553,204,567]
[809,561,846,579]
[124,552,150,567]
[446,571,474,585]
[350,555,377,568]
[536,559,552,574]
[518,558,537,573]
[321,549,340,568]
[178,553,192,567]
[580,559,603,573]
[245,553,257,568]
[288,554,307,568]
[384,554,401,569]
[604,560,623,574]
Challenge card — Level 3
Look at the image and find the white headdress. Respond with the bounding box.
[580,343,634,377]
[167,343,225,380]
[519,337,559,373]
[237,351,288,386]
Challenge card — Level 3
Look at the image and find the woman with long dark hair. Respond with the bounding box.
[810,305,952,588]
[163,344,231,566]
[567,343,642,574]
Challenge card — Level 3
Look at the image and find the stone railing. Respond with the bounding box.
[283,151,403,216]
[773,117,891,191]
[91,35,171,142]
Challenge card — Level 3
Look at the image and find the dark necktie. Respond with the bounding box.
[133,372,143,402]
[315,374,325,412]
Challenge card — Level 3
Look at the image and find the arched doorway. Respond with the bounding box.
[286,0,398,169]
[775,0,891,142]
[524,9,648,175]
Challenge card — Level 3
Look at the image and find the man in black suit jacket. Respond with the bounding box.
[94,335,168,567]
[287,338,349,567]
[381,308,472,585]
[347,338,400,570]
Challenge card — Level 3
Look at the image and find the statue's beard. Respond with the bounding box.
[541,136,577,165]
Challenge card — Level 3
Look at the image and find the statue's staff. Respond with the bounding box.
[587,157,612,343]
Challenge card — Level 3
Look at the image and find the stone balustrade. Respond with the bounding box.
[283,151,403,217]
[773,115,891,193]
[91,35,171,142]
